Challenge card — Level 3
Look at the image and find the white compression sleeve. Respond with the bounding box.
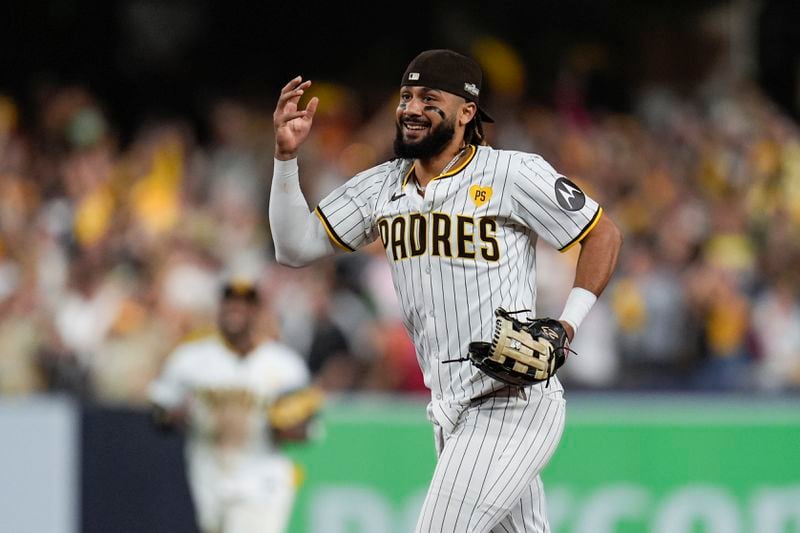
[269,158,337,267]
[558,287,597,333]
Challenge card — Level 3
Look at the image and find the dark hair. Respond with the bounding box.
[464,116,487,146]
[222,284,259,302]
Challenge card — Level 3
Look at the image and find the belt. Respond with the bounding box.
[470,384,528,405]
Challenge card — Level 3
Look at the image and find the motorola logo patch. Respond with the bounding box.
[554,177,585,211]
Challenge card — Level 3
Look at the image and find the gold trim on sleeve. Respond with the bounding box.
[314,206,355,252]
[559,207,603,253]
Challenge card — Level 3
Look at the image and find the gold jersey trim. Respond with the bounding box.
[402,144,478,188]
[560,207,603,253]
[314,206,355,252]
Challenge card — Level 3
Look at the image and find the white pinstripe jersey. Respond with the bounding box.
[316,144,602,429]
[149,335,310,454]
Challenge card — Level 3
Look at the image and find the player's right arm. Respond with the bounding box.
[270,76,383,266]
[269,76,339,267]
[274,76,318,161]
[147,346,192,432]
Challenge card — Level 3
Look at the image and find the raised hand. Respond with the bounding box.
[273,76,319,160]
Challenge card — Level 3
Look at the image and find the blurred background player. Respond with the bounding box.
[148,277,323,533]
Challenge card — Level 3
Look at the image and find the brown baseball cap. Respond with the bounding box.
[221,278,260,302]
[401,49,495,123]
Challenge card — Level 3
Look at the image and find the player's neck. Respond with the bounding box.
[222,334,254,357]
[414,142,469,188]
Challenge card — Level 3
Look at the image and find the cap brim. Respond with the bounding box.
[478,107,495,123]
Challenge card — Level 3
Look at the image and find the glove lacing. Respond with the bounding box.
[441,308,532,364]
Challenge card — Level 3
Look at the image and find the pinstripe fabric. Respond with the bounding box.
[316,145,598,530]
[415,385,566,532]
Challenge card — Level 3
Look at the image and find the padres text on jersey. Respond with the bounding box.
[315,144,601,427]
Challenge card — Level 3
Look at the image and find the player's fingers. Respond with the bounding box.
[277,86,307,108]
[276,82,312,118]
[275,110,310,126]
[278,80,311,102]
[280,76,303,93]
[275,85,312,123]
[303,97,319,121]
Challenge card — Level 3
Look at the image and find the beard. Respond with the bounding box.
[393,116,456,159]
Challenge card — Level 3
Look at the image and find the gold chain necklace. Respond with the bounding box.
[416,146,468,194]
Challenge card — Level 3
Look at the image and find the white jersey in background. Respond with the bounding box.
[149,335,310,533]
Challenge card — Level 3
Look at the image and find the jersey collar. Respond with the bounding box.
[402,144,477,188]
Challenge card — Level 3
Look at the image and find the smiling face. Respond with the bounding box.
[393,86,477,160]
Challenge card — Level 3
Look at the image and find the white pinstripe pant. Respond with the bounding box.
[415,386,566,533]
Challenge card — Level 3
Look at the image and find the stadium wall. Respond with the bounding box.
[0,394,798,533]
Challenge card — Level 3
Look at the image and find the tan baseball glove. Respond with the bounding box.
[466,308,574,387]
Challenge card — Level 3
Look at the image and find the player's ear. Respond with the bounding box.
[459,101,478,127]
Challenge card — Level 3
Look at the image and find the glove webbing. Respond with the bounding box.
[441,307,577,387]
[442,307,534,367]
[441,309,533,364]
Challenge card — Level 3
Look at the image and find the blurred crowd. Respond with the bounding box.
[1,60,799,406]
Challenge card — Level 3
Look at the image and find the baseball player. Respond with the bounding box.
[269,49,622,532]
[148,279,322,533]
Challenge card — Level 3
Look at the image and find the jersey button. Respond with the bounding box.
[435,394,442,400]
[425,265,431,274]
[423,201,432,211]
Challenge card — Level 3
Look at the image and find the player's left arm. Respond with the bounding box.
[510,153,623,341]
[267,384,325,445]
[558,212,623,340]
[265,346,325,445]
[147,346,193,433]
[573,213,623,295]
